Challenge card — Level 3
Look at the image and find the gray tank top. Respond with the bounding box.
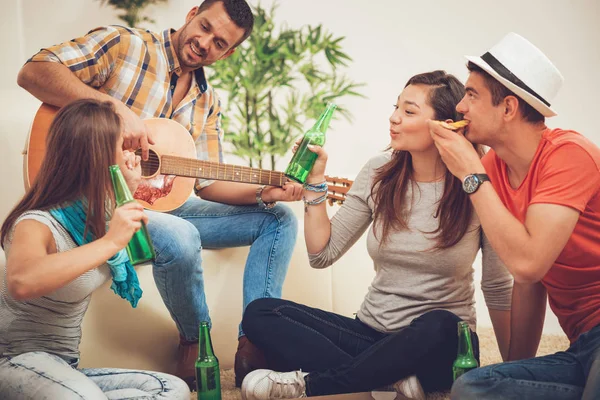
[0,210,111,361]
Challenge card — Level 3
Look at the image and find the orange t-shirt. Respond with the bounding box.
[482,128,600,343]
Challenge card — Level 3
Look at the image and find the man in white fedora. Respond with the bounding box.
[429,32,600,399]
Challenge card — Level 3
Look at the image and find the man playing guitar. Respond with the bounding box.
[18,0,302,389]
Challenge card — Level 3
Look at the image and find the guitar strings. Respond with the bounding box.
[141,156,286,174]
[139,158,351,188]
[134,156,345,198]
[136,157,350,190]
[137,155,287,185]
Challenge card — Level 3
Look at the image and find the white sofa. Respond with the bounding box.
[0,89,373,373]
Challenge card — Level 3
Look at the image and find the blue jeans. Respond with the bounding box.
[0,352,190,399]
[451,324,600,400]
[146,197,297,340]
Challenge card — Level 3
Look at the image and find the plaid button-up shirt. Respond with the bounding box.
[30,25,224,190]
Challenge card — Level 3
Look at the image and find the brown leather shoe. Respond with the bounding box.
[234,336,268,387]
[175,336,198,391]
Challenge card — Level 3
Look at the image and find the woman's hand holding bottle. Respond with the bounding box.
[292,139,332,254]
[104,202,148,251]
[292,138,328,184]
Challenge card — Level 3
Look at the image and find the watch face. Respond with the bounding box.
[463,175,479,194]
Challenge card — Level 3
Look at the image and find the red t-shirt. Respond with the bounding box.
[482,128,600,343]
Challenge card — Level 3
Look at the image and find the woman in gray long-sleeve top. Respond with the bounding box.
[240,70,514,400]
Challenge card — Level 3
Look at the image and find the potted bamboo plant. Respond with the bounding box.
[208,3,365,169]
[97,0,167,27]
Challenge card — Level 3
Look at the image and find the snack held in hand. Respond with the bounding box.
[434,120,470,130]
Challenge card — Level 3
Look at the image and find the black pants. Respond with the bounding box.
[242,298,480,397]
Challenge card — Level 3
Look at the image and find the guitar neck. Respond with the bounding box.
[160,155,287,187]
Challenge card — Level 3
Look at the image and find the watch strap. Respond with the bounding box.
[474,173,490,184]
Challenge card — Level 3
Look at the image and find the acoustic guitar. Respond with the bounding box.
[24,104,353,211]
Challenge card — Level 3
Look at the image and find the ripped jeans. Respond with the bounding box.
[0,352,190,400]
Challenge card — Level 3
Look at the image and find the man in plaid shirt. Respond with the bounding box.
[18,0,302,389]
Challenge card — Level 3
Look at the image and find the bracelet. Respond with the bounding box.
[256,185,277,209]
[303,181,328,193]
[302,193,327,212]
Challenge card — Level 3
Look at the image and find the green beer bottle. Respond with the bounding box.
[196,321,221,400]
[109,165,156,265]
[285,102,337,184]
[452,321,479,381]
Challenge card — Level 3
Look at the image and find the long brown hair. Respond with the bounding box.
[1,99,121,247]
[371,70,485,249]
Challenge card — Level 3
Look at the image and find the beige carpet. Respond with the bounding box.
[191,327,569,399]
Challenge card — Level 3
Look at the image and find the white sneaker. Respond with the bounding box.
[242,369,308,400]
[393,375,425,400]
[371,391,399,400]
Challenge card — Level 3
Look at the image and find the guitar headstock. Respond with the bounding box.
[325,175,353,205]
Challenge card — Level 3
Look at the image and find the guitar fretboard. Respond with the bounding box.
[161,155,287,187]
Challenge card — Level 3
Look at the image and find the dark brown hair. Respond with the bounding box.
[467,61,544,124]
[197,0,254,47]
[371,70,485,249]
[1,99,121,247]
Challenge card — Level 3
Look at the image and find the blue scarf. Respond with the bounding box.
[49,200,142,307]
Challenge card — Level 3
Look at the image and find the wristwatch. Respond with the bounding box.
[256,185,277,209]
[462,173,490,194]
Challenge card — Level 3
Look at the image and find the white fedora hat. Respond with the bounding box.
[466,32,564,117]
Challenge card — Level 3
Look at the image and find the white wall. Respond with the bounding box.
[2,0,599,336]
[8,0,600,168]
[5,0,599,173]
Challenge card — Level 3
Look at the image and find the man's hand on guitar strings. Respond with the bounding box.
[116,102,155,161]
[120,150,143,193]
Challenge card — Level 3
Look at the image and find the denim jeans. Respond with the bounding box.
[242,298,479,396]
[0,352,190,399]
[146,197,297,340]
[451,323,600,400]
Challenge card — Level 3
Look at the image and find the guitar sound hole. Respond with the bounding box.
[135,149,160,177]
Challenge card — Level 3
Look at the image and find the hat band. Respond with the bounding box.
[481,52,550,107]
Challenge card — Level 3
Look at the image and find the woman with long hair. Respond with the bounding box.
[240,71,513,399]
[0,99,189,399]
